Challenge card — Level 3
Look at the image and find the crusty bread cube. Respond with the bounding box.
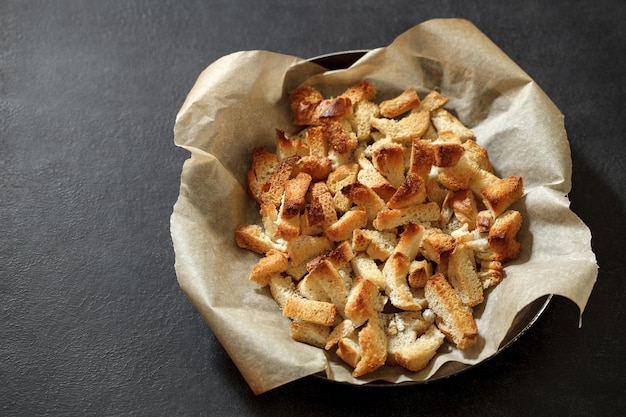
[282,297,336,326]
[447,243,484,307]
[370,110,431,144]
[290,321,331,349]
[424,273,478,350]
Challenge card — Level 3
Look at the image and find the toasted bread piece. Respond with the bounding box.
[437,152,479,191]
[291,85,323,126]
[415,90,449,112]
[408,139,435,178]
[420,228,456,264]
[431,141,464,167]
[341,182,386,224]
[307,182,338,232]
[356,153,396,200]
[275,129,309,159]
[395,222,425,259]
[350,253,386,289]
[293,155,333,182]
[275,172,312,240]
[371,110,431,143]
[350,100,380,140]
[448,243,484,307]
[234,224,286,254]
[487,209,522,262]
[379,88,421,118]
[286,235,332,279]
[301,199,325,236]
[325,207,368,242]
[387,172,427,209]
[291,85,323,115]
[326,162,359,194]
[291,83,353,126]
[305,126,328,157]
[321,118,358,154]
[351,228,398,261]
[336,335,361,368]
[462,139,493,173]
[424,273,478,350]
[448,189,479,230]
[260,155,300,207]
[290,321,331,348]
[477,260,504,289]
[372,202,441,231]
[408,259,432,288]
[268,274,300,310]
[317,97,353,120]
[480,176,524,218]
[352,314,387,377]
[383,252,425,311]
[387,318,444,372]
[345,277,384,327]
[435,130,463,144]
[371,141,406,188]
[430,108,475,142]
[306,258,349,312]
[279,172,311,219]
[248,249,290,286]
[246,147,278,203]
[340,80,377,104]
[283,297,336,326]
[385,311,427,365]
[425,176,449,206]
[325,319,356,350]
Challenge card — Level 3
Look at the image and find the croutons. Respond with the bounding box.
[235,81,525,378]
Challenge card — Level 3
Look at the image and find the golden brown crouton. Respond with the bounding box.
[415,90,449,112]
[283,297,336,326]
[379,87,421,118]
[275,129,309,159]
[248,249,289,286]
[424,274,478,350]
[234,224,285,254]
[481,176,524,218]
[448,189,479,230]
[352,315,387,377]
[408,259,432,288]
[408,139,435,178]
[246,147,278,203]
[345,277,384,327]
[290,321,331,349]
[388,322,444,372]
[340,80,377,104]
[371,110,431,143]
[387,172,427,209]
[420,228,457,264]
[487,209,522,262]
[430,108,475,142]
[371,141,406,188]
[372,202,441,230]
[447,243,484,307]
[325,207,369,242]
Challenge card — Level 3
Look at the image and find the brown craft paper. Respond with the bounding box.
[170,18,598,394]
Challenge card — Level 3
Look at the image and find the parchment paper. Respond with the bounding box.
[170,19,598,394]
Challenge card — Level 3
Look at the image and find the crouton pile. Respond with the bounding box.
[235,81,524,378]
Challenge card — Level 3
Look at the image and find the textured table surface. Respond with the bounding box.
[2,1,625,416]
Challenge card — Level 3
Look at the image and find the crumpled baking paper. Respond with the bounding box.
[170,18,598,394]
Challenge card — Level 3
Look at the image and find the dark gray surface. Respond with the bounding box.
[2,0,624,416]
